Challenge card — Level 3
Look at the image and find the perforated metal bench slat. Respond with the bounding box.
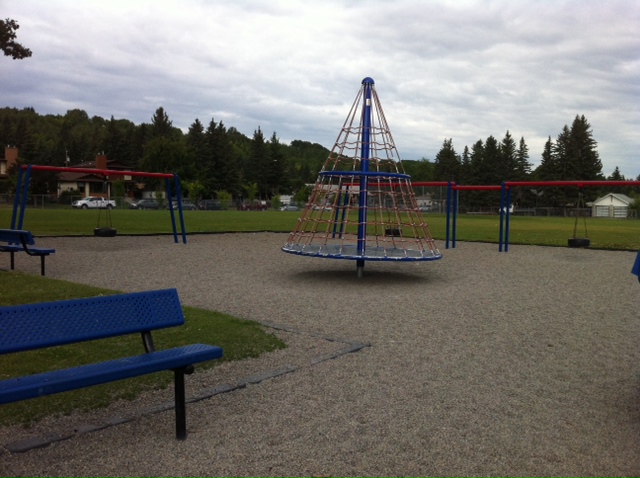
[0,245,55,253]
[0,289,185,354]
[0,344,223,404]
[0,245,27,251]
[0,229,35,244]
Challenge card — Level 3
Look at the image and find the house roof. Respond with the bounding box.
[70,159,130,170]
[58,160,134,182]
[593,193,634,206]
[58,171,106,182]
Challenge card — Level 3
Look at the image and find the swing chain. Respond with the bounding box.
[572,190,588,239]
[96,206,113,228]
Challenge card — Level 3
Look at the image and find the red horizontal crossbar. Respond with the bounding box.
[453,185,502,191]
[505,180,640,188]
[21,165,175,179]
[411,182,451,187]
[340,180,452,188]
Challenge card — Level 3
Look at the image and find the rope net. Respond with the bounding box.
[282,78,442,263]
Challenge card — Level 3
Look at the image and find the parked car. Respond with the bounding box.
[240,200,268,211]
[167,199,197,210]
[198,199,223,210]
[72,196,116,209]
[129,198,159,210]
[280,204,300,211]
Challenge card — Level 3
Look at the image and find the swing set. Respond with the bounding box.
[498,180,640,251]
[433,180,640,251]
[11,164,189,243]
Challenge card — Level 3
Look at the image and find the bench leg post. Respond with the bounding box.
[40,255,45,276]
[10,251,15,270]
[174,368,187,440]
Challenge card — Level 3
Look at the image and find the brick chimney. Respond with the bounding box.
[5,146,18,167]
[1,146,18,176]
[95,153,107,170]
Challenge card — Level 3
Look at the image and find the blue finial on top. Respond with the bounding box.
[362,77,375,85]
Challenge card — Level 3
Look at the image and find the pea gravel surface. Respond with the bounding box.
[0,233,638,477]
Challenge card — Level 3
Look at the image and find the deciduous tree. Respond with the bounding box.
[0,18,32,60]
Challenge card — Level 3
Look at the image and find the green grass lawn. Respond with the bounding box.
[4,207,639,250]
[1,208,298,235]
[453,214,640,250]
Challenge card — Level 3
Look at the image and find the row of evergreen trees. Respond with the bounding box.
[429,115,636,207]
[0,106,634,207]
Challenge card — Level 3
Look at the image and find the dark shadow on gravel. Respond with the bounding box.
[289,267,438,284]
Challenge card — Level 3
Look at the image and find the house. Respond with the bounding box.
[1,147,136,199]
[0,146,19,179]
[57,153,136,198]
[592,193,635,219]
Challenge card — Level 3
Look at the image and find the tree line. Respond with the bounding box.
[428,115,638,208]
[0,106,329,202]
[0,106,635,207]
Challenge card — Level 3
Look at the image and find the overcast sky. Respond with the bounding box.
[2,0,639,178]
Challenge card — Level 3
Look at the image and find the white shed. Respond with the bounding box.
[592,193,634,219]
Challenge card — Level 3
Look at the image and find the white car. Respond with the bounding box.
[72,196,116,209]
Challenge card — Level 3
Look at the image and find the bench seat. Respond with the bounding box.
[0,229,56,276]
[0,344,222,404]
[0,244,55,253]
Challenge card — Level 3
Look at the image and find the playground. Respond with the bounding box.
[0,232,638,476]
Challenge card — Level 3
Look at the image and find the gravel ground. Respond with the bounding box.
[0,233,638,476]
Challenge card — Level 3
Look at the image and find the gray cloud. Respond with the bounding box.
[3,0,639,177]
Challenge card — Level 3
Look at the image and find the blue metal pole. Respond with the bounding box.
[339,184,349,238]
[173,174,187,244]
[332,185,342,238]
[357,77,374,275]
[452,189,458,248]
[499,182,506,252]
[505,185,511,252]
[166,178,178,243]
[18,165,32,230]
[445,182,452,249]
[11,167,24,229]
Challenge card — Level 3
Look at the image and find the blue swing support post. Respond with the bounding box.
[11,165,188,244]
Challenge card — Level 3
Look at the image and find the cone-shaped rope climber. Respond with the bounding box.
[282,77,442,277]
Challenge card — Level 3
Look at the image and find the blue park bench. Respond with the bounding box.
[0,288,223,440]
[0,229,56,276]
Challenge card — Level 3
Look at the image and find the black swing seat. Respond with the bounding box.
[568,237,590,248]
[94,227,117,237]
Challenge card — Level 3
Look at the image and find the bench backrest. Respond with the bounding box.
[0,229,35,245]
[0,288,185,354]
